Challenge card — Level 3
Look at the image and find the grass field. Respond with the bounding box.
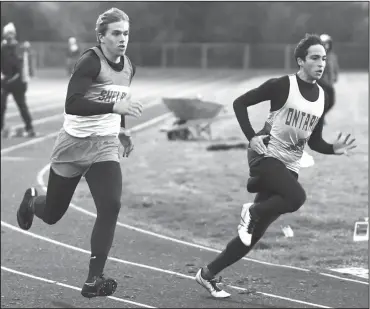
[70,72,368,271]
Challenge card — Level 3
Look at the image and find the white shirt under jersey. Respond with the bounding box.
[63,47,133,137]
[264,75,325,173]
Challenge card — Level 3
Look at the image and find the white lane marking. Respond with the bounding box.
[319,272,368,284]
[11,114,62,130]
[128,113,172,133]
[3,75,368,285]
[1,266,155,308]
[0,221,332,309]
[1,77,369,285]
[1,131,59,155]
[3,72,236,146]
[5,76,194,112]
[7,101,64,118]
[329,267,368,280]
[36,162,369,285]
[1,110,171,156]
[2,68,238,154]
[41,164,312,272]
[6,99,162,131]
[1,156,34,162]
[6,73,236,117]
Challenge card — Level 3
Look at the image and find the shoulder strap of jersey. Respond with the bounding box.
[90,46,106,62]
[288,74,299,91]
[124,55,134,82]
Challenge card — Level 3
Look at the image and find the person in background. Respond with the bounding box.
[318,33,339,121]
[1,22,36,138]
[66,36,81,76]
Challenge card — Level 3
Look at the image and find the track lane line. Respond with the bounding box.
[2,75,368,285]
[1,266,156,308]
[1,221,332,309]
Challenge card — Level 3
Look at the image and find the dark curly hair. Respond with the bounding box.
[294,33,325,65]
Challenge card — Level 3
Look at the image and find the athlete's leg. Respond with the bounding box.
[238,159,303,246]
[196,162,300,296]
[12,82,34,133]
[34,167,82,224]
[195,190,281,298]
[17,129,89,229]
[16,166,81,230]
[1,88,9,132]
[204,191,279,278]
[83,161,122,282]
[249,157,305,218]
[202,165,299,279]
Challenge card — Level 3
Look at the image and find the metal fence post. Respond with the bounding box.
[284,45,291,71]
[201,44,208,69]
[243,44,250,69]
[161,44,167,68]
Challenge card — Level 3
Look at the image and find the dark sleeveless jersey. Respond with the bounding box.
[64,47,133,137]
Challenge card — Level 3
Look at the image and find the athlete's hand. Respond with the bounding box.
[5,73,20,85]
[250,135,269,155]
[118,129,134,157]
[333,132,356,155]
[113,97,143,118]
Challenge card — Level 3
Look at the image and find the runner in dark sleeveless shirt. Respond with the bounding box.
[16,8,143,299]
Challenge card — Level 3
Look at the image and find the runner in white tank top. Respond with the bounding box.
[195,34,357,299]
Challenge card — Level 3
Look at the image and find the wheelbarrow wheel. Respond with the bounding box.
[178,128,191,140]
[167,131,176,140]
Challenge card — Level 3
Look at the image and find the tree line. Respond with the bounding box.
[1,2,368,44]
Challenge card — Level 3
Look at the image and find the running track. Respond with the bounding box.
[1,69,368,308]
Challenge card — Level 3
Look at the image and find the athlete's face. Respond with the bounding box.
[99,20,129,60]
[298,44,326,82]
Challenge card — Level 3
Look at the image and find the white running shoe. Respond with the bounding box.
[195,269,231,298]
[237,203,258,246]
[300,151,315,168]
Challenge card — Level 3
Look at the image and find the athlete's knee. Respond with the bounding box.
[287,188,306,212]
[109,197,121,217]
[246,176,262,193]
[98,196,121,220]
[42,213,62,225]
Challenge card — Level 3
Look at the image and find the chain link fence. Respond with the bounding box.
[30,42,368,70]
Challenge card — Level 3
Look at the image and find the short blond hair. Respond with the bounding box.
[95,8,129,43]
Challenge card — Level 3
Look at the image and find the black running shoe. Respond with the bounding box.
[23,129,37,138]
[1,127,11,138]
[81,274,117,298]
[15,128,37,138]
[16,188,37,230]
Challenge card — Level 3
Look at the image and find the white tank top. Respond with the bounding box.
[265,75,325,173]
[63,47,133,137]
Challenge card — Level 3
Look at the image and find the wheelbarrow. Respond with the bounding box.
[160,97,228,140]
